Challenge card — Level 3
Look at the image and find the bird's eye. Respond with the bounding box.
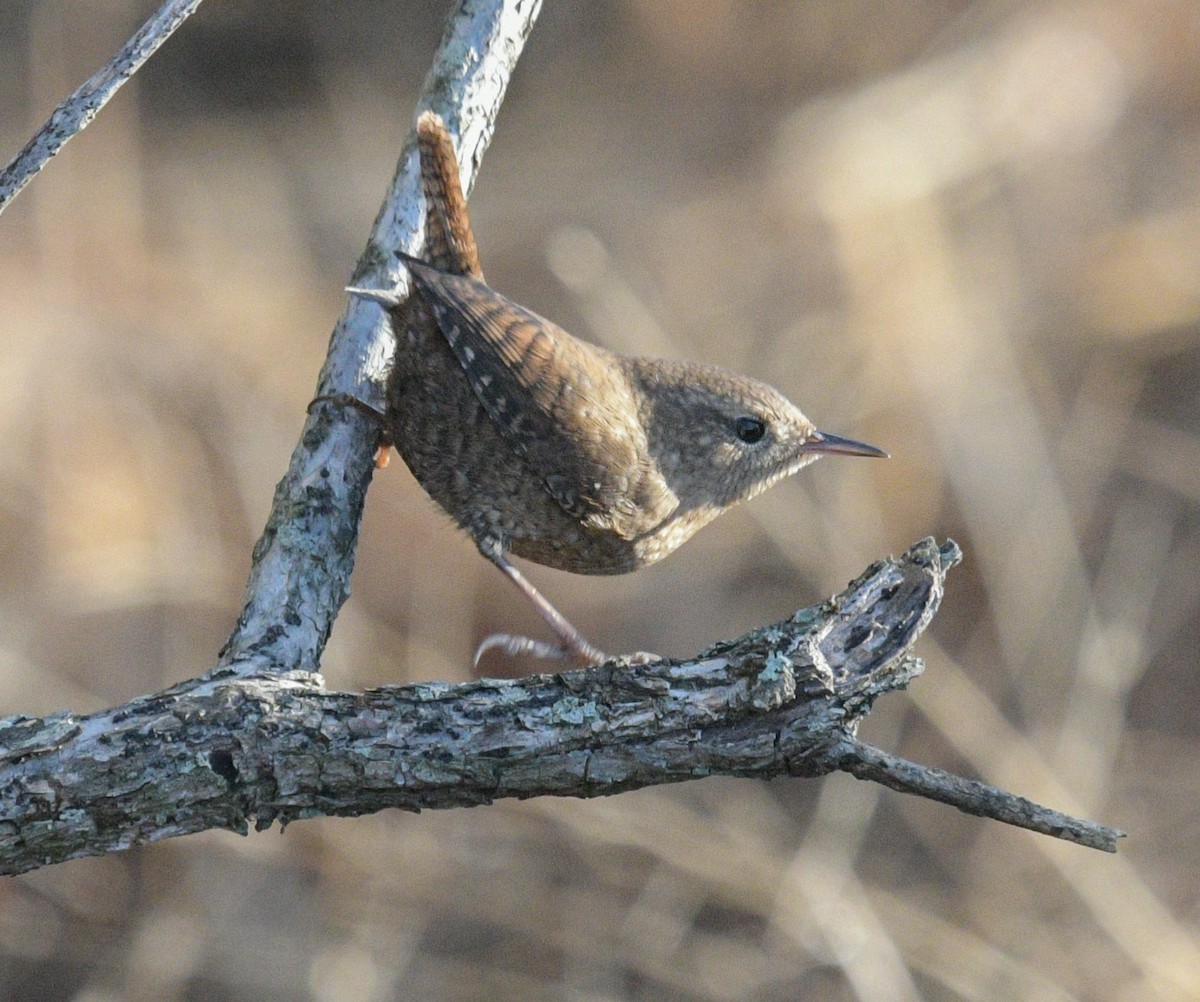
[734,416,767,444]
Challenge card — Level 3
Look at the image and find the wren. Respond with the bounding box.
[350,112,887,666]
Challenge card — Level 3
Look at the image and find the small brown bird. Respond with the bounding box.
[351,113,886,666]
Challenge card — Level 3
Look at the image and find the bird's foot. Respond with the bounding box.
[474,632,574,666]
[473,632,661,669]
[475,543,661,668]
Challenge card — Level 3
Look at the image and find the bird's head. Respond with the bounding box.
[628,359,887,514]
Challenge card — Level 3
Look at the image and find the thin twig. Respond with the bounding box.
[840,742,1123,853]
[0,0,207,216]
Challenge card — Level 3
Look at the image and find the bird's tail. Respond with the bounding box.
[416,111,483,280]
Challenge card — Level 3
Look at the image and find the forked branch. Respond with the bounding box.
[0,0,1122,876]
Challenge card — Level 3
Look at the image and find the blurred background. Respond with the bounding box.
[1,0,1198,998]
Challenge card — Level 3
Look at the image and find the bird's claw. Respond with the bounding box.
[474,633,574,667]
[473,633,662,669]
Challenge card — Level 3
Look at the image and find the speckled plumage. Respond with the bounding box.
[381,113,885,663]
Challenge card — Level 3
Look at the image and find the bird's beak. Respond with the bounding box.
[803,430,889,459]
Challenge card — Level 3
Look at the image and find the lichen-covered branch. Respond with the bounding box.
[0,539,1122,876]
[220,0,543,675]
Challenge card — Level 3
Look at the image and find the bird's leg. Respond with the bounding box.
[475,540,612,667]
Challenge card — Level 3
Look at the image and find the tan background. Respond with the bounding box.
[0,1,1197,999]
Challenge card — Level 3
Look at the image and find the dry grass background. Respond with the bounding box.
[0,1,1198,999]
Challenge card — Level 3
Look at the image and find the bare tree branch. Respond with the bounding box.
[219,0,543,675]
[0,0,207,216]
[0,537,1118,876]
